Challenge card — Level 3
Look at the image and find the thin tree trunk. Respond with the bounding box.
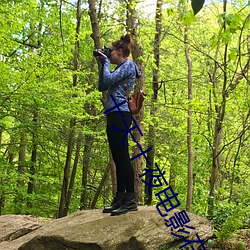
[27,1,43,205]
[80,0,103,210]
[88,0,101,49]
[58,119,75,218]
[228,31,250,200]
[228,32,250,200]
[169,165,176,190]
[184,25,193,212]
[64,133,82,215]
[72,0,81,88]
[0,193,4,215]
[0,129,4,214]
[7,137,15,165]
[208,0,227,216]
[28,131,36,193]
[169,94,177,189]
[0,128,6,214]
[80,135,93,210]
[0,127,4,214]
[15,134,27,214]
[145,0,162,205]
[91,163,110,209]
[58,0,81,218]
[18,135,26,187]
[229,136,242,202]
[64,0,82,217]
[126,0,145,203]
[27,20,36,206]
[209,16,250,210]
[207,12,221,212]
[0,129,2,148]
[27,111,38,207]
[88,0,116,198]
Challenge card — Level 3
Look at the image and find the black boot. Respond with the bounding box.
[102,192,125,213]
[111,192,138,216]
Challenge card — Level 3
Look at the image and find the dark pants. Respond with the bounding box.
[106,111,134,192]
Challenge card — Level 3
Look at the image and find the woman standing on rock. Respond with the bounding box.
[95,34,142,216]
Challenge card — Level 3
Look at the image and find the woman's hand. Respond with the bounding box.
[96,51,108,64]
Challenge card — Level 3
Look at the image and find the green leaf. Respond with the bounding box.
[208,239,215,249]
[181,10,196,26]
[221,29,232,44]
[214,231,223,240]
[191,0,205,15]
[228,48,238,61]
[167,8,174,16]
[238,242,245,250]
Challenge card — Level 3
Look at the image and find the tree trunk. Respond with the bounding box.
[64,0,82,217]
[15,134,27,214]
[58,119,75,218]
[87,0,116,198]
[91,163,110,209]
[64,133,82,215]
[80,135,93,210]
[208,0,227,216]
[0,129,2,148]
[169,94,177,190]
[27,4,43,207]
[28,131,36,193]
[80,0,103,210]
[18,135,26,187]
[184,25,193,212]
[1,136,16,214]
[126,0,145,203]
[72,0,81,88]
[7,137,15,165]
[0,193,4,215]
[229,32,250,201]
[58,0,81,218]
[0,129,3,214]
[27,110,38,208]
[87,0,101,49]
[0,127,4,214]
[145,0,162,205]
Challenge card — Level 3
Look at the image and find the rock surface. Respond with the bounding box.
[0,206,213,250]
[0,214,49,243]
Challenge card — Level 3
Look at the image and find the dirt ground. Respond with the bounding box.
[204,231,250,250]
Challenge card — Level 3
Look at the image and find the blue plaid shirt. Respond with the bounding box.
[98,58,142,113]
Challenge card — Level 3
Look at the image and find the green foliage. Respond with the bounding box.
[208,239,215,250]
[210,200,236,226]
[238,241,245,250]
[214,205,250,240]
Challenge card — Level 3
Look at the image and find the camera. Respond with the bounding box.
[93,46,111,58]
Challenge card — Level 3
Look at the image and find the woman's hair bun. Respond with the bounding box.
[112,34,131,57]
[120,34,131,45]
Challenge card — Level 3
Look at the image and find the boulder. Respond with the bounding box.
[0,206,213,250]
[0,214,49,243]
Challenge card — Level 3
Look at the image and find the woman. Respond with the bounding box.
[96,34,142,216]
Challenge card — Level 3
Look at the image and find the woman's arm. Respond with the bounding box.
[101,59,133,88]
[98,65,108,91]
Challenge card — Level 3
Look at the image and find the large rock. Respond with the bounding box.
[0,214,49,243]
[0,206,213,250]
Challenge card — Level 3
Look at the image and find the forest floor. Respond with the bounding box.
[204,230,250,249]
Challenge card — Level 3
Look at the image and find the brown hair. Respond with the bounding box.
[112,34,131,57]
